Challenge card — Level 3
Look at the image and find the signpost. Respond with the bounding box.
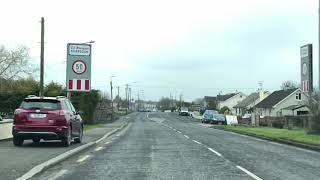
[300,44,313,93]
[66,43,92,94]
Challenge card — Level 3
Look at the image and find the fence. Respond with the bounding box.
[237,115,310,129]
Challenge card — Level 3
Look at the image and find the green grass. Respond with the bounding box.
[215,125,320,146]
[84,124,105,131]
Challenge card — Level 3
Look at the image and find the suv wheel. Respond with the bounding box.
[13,136,24,146]
[32,138,41,144]
[74,126,83,143]
[62,127,71,147]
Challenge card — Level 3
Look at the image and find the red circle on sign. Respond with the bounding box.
[72,60,86,75]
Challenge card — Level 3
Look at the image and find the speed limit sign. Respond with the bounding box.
[72,60,86,74]
[67,43,91,92]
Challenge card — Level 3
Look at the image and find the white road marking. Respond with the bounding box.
[104,141,111,145]
[177,131,182,134]
[192,140,202,145]
[236,165,263,180]
[48,169,68,180]
[94,147,104,151]
[173,128,176,131]
[207,148,222,157]
[184,135,190,139]
[76,155,91,163]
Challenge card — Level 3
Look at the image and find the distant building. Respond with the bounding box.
[204,92,247,113]
[254,88,309,117]
[233,91,269,116]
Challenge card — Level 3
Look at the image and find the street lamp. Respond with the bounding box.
[110,76,116,120]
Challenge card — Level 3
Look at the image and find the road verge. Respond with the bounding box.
[213,125,320,152]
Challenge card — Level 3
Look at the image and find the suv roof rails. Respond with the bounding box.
[27,95,37,98]
[56,96,66,99]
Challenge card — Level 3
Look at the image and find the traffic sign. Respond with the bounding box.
[72,60,86,74]
[66,43,91,92]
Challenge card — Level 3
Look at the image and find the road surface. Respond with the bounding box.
[34,112,320,180]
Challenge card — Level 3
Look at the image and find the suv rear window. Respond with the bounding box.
[20,99,61,110]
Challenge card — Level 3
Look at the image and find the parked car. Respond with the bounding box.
[12,96,83,147]
[201,110,223,124]
[179,107,190,116]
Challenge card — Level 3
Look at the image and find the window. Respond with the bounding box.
[21,99,60,110]
[296,93,301,100]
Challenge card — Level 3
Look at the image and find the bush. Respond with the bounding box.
[71,90,101,124]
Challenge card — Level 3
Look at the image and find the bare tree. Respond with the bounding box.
[281,80,298,90]
[0,45,37,80]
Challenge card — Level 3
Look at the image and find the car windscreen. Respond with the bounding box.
[181,107,188,111]
[20,99,61,110]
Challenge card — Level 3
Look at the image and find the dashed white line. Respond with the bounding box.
[173,128,177,131]
[104,141,111,145]
[177,131,182,134]
[76,155,91,163]
[192,140,202,145]
[184,135,190,139]
[94,147,104,151]
[236,165,263,180]
[207,147,222,157]
[48,169,68,180]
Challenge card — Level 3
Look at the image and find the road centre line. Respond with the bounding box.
[104,141,111,145]
[207,147,222,157]
[184,135,190,139]
[177,131,182,134]
[192,140,202,145]
[76,155,91,163]
[94,147,104,151]
[48,169,68,180]
[236,165,263,180]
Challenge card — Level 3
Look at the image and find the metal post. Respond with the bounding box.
[319,2,320,90]
[39,17,44,97]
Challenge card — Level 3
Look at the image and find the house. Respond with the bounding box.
[204,92,247,113]
[254,88,309,117]
[233,91,269,116]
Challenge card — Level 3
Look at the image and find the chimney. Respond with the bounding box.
[259,81,264,101]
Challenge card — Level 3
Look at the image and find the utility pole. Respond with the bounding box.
[125,84,128,114]
[128,88,131,111]
[319,1,320,90]
[110,76,115,120]
[117,86,120,98]
[39,17,44,97]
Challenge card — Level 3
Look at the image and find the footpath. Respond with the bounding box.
[0,115,131,180]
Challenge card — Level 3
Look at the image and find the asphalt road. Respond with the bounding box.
[34,112,320,180]
[0,116,127,180]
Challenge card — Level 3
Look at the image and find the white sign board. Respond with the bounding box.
[69,44,91,56]
[225,115,238,125]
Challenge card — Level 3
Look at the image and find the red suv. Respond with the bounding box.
[12,96,83,147]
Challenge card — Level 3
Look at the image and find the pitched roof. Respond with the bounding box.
[217,93,237,101]
[204,96,216,102]
[205,93,237,102]
[254,88,298,108]
[234,92,259,108]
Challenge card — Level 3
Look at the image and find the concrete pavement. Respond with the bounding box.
[0,115,130,180]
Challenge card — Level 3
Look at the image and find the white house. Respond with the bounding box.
[217,93,247,113]
[233,91,270,116]
[254,88,309,117]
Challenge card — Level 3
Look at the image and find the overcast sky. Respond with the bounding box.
[0,0,318,101]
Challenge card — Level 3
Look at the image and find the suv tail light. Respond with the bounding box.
[59,110,66,117]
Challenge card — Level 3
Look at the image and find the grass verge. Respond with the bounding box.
[84,124,105,131]
[214,125,320,146]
